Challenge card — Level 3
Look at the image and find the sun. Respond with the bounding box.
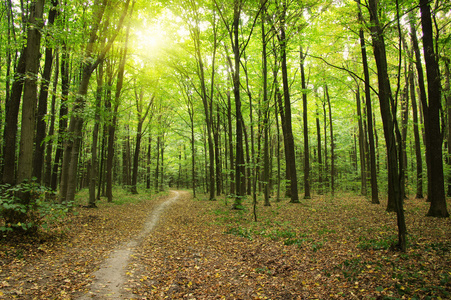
[135,27,165,55]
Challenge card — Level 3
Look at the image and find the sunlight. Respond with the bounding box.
[135,27,166,54]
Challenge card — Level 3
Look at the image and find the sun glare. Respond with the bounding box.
[135,27,165,55]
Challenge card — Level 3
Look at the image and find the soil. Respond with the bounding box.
[78,191,180,299]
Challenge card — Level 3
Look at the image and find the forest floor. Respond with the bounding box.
[0,189,450,299]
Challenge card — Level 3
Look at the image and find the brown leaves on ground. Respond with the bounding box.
[128,192,451,300]
[1,190,450,299]
[0,191,168,299]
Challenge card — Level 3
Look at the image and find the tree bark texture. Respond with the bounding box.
[419,0,449,217]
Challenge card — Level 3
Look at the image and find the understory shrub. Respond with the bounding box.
[0,180,73,235]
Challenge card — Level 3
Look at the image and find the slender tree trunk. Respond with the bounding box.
[358,0,379,203]
[105,105,118,202]
[32,0,58,183]
[191,18,215,200]
[323,100,328,188]
[160,135,165,191]
[2,49,26,185]
[300,47,310,199]
[146,136,151,190]
[130,89,153,194]
[261,0,270,206]
[214,111,222,195]
[190,111,196,197]
[130,127,142,194]
[444,59,451,197]
[400,75,409,200]
[88,63,103,207]
[275,93,281,202]
[356,86,367,196]
[44,52,59,188]
[232,0,245,208]
[316,102,323,194]
[368,0,407,250]
[155,133,160,191]
[122,125,131,187]
[242,120,251,195]
[280,6,299,203]
[227,91,235,196]
[51,45,69,191]
[325,85,335,196]
[97,113,108,199]
[409,13,430,199]
[409,64,424,199]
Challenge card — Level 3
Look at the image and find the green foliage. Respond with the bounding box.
[357,235,398,250]
[0,181,73,235]
[224,225,253,240]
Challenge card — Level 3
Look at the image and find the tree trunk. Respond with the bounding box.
[190,110,196,198]
[419,0,449,217]
[32,0,58,183]
[325,85,335,196]
[17,0,45,189]
[88,64,103,207]
[300,47,310,199]
[130,89,153,194]
[155,134,160,191]
[261,0,270,206]
[323,99,328,188]
[122,125,131,187]
[409,12,430,199]
[227,91,235,196]
[368,0,407,250]
[44,52,59,188]
[316,102,323,194]
[275,92,281,202]
[51,45,69,191]
[214,111,222,196]
[280,6,299,203]
[356,86,367,196]
[358,0,379,204]
[60,0,130,203]
[130,128,142,194]
[146,136,151,190]
[232,0,245,208]
[444,58,451,197]
[2,49,26,185]
[242,120,251,196]
[409,63,424,199]
[400,75,409,200]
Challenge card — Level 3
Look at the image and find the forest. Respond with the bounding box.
[0,0,450,298]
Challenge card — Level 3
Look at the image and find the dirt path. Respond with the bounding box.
[78,191,180,299]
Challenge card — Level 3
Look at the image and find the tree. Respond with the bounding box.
[279,2,299,203]
[357,0,379,204]
[300,46,311,199]
[17,0,45,187]
[130,86,154,194]
[32,0,58,183]
[59,0,131,203]
[367,0,406,250]
[419,0,449,217]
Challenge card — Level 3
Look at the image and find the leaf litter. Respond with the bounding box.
[0,190,450,299]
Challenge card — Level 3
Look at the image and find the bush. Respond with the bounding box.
[0,180,73,235]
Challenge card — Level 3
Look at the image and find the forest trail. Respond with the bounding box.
[78,191,181,299]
